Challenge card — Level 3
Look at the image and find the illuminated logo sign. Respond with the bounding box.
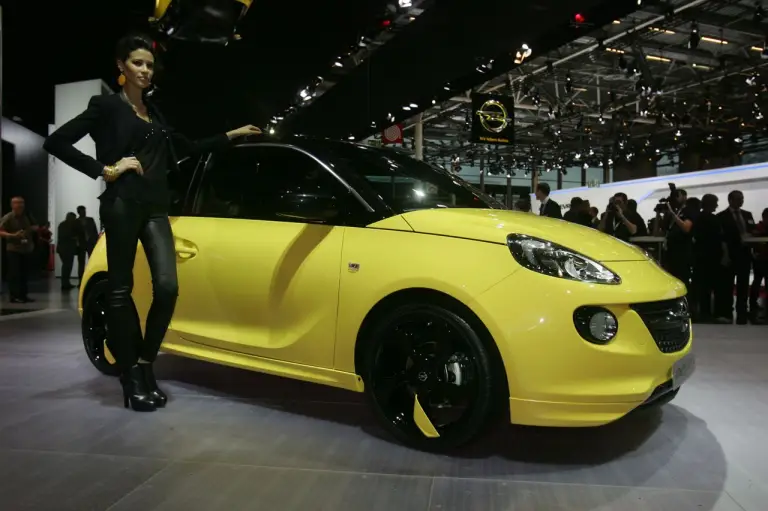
[476,99,512,134]
[470,93,515,146]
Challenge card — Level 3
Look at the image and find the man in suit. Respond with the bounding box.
[77,206,99,256]
[716,190,756,324]
[535,183,562,219]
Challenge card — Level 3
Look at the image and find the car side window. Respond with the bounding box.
[195,145,357,225]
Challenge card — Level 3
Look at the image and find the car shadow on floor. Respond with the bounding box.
[150,353,694,465]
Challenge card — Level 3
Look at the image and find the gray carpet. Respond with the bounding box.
[0,308,765,511]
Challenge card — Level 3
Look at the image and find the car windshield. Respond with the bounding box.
[300,141,505,214]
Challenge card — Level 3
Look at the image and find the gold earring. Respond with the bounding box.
[118,73,126,86]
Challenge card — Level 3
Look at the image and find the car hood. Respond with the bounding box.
[398,209,649,262]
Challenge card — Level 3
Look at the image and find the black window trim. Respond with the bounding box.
[233,143,374,212]
[189,142,377,220]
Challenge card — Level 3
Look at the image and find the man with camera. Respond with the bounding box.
[653,186,695,289]
[598,192,645,242]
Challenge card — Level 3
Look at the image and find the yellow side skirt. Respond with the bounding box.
[161,339,365,393]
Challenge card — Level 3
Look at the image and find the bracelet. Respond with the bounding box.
[103,165,119,182]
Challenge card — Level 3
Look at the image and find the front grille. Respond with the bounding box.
[630,298,691,354]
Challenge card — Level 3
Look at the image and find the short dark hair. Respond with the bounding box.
[536,183,551,196]
[570,197,583,208]
[115,33,156,63]
[728,190,743,202]
[613,192,628,201]
[702,194,718,212]
[76,205,86,213]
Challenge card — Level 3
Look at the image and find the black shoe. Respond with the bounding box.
[120,365,157,412]
[139,363,167,408]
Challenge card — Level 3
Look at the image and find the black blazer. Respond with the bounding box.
[539,198,562,219]
[717,208,756,260]
[43,93,230,184]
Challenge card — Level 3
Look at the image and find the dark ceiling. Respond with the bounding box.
[1,0,394,136]
[280,0,645,141]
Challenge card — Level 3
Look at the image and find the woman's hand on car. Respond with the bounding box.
[227,125,262,139]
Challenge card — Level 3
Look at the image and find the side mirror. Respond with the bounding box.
[274,193,341,224]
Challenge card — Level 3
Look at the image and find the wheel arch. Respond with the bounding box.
[353,287,510,403]
[80,271,109,313]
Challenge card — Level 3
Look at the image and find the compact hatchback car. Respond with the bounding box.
[79,138,694,449]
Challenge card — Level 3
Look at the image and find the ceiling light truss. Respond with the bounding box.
[406,0,766,168]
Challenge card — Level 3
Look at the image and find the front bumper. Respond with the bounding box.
[470,259,691,427]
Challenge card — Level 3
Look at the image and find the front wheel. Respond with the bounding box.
[81,278,120,376]
[361,302,498,450]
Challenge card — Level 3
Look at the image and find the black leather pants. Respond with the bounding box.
[100,197,178,370]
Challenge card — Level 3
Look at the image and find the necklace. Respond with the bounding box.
[121,90,152,123]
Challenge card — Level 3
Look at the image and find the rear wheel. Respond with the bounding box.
[81,278,120,376]
[362,302,497,450]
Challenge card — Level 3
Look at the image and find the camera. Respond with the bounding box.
[654,183,678,213]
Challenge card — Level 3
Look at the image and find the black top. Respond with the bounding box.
[717,208,756,262]
[539,198,562,219]
[692,211,723,262]
[603,210,647,242]
[43,93,231,211]
[665,205,698,253]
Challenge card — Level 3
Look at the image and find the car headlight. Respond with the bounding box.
[506,234,621,284]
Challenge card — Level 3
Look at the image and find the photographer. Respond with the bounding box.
[653,187,696,288]
[598,192,645,242]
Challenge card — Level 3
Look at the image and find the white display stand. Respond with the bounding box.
[540,161,768,220]
[48,79,110,278]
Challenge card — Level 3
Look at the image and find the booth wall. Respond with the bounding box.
[540,161,768,221]
[49,79,108,278]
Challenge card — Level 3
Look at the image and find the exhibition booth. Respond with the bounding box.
[542,161,768,221]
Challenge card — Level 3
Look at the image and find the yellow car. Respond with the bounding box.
[79,139,694,450]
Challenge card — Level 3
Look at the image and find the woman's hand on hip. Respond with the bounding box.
[227,125,262,139]
[116,157,144,176]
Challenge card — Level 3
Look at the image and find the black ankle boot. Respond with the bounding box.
[120,365,157,412]
[139,363,167,408]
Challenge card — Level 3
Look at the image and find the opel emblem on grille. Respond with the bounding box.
[418,372,428,382]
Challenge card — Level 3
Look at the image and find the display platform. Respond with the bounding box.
[0,296,765,510]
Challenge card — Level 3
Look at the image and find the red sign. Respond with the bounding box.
[382,124,403,145]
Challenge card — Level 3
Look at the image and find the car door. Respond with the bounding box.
[169,145,352,369]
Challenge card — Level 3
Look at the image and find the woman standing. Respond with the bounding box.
[44,33,260,412]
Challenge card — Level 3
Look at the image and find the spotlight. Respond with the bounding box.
[514,44,533,65]
[689,22,700,50]
[747,72,759,86]
[582,162,589,170]
[565,73,573,94]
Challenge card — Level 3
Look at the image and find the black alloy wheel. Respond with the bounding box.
[362,302,498,450]
[82,279,121,376]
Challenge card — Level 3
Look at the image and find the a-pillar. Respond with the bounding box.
[49,79,110,278]
[414,113,424,161]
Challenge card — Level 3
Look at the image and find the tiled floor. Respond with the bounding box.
[0,284,766,510]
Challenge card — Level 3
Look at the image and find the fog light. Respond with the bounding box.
[574,307,618,344]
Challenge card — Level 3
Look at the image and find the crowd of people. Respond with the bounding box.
[533,182,767,325]
[0,196,101,302]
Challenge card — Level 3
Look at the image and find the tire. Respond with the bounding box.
[361,302,498,451]
[81,278,121,377]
